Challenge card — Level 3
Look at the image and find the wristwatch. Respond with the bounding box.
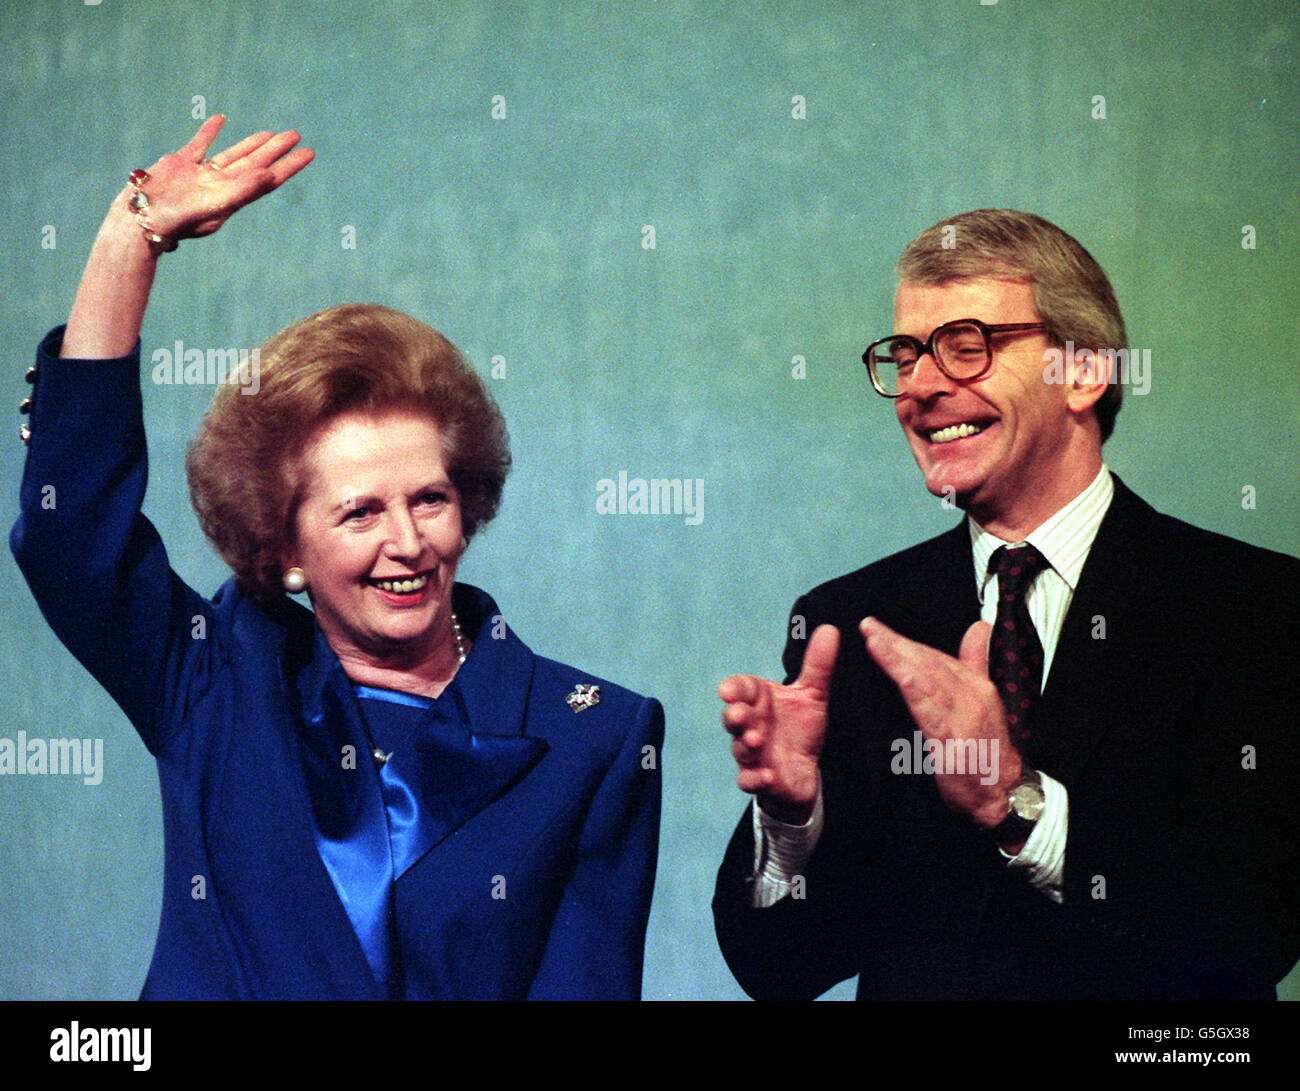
[990,766,1045,846]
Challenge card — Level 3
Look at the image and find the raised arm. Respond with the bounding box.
[61,115,313,359]
[13,116,312,749]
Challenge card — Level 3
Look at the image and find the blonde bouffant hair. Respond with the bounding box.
[186,304,510,601]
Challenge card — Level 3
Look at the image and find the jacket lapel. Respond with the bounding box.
[285,621,397,991]
[892,521,983,654]
[393,586,548,874]
[1031,477,1169,782]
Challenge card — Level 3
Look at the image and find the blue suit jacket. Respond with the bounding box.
[12,329,663,1000]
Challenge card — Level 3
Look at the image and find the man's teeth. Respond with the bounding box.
[928,422,987,444]
[372,574,430,593]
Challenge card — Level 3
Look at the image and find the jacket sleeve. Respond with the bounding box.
[10,327,216,754]
[712,594,870,1000]
[526,695,664,1000]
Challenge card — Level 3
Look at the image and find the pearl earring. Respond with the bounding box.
[283,567,307,593]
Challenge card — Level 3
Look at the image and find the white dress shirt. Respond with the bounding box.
[750,466,1115,907]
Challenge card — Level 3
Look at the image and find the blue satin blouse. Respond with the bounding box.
[306,599,545,998]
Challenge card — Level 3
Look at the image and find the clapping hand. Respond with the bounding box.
[719,624,840,825]
[860,617,1020,829]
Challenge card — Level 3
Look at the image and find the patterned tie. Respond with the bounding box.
[988,544,1048,747]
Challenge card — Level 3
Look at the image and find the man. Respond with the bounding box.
[713,209,1300,1000]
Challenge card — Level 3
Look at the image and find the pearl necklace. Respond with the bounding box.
[451,612,467,665]
[370,612,471,768]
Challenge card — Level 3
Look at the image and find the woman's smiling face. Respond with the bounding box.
[285,407,465,668]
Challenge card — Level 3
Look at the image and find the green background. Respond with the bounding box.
[1,0,1296,1002]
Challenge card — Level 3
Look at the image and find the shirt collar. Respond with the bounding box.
[970,464,1115,604]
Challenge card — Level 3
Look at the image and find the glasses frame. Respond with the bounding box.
[862,319,1048,398]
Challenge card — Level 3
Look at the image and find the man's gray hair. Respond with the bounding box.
[897,209,1126,442]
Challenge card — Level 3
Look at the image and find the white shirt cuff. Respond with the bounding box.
[1001,771,1068,903]
[749,791,824,908]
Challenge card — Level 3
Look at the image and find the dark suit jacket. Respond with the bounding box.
[714,478,1300,1000]
[12,329,662,999]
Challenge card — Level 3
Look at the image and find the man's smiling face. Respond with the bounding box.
[892,277,1090,536]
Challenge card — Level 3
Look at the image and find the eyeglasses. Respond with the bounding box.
[862,319,1048,398]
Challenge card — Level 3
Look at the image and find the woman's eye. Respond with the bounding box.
[419,491,446,506]
[344,505,371,521]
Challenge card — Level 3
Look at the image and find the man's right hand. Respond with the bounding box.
[719,623,840,825]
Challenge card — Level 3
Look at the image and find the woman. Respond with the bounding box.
[12,117,662,1000]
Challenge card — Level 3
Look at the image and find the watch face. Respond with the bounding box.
[1010,782,1046,822]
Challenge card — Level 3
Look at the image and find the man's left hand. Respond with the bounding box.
[860,617,1019,829]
